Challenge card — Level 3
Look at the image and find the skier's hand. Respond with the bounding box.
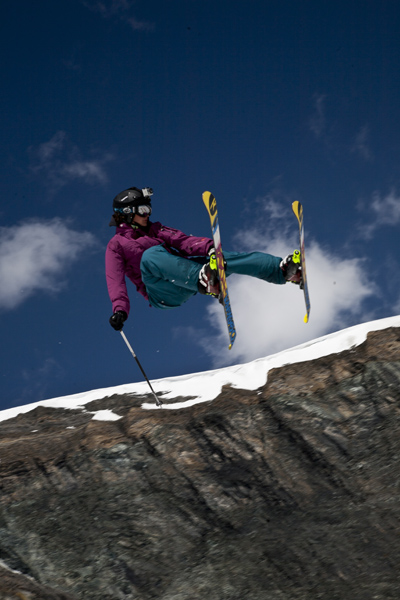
[109,310,127,331]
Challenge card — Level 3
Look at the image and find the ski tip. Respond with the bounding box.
[292,200,301,219]
[304,314,309,323]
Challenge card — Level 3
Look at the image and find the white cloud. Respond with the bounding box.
[82,0,132,18]
[82,0,154,31]
[371,190,400,225]
[309,94,327,139]
[351,124,373,161]
[358,190,400,239]
[29,131,113,191]
[195,197,376,367]
[127,17,155,32]
[0,219,97,310]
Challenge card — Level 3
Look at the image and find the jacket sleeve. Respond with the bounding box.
[105,240,131,316]
[157,224,214,256]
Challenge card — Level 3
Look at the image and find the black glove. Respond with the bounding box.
[109,310,127,331]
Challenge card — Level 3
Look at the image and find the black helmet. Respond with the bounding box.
[111,186,153,224]
[113,187,153,212]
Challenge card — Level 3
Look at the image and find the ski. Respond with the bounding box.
[292,201,311,323]
[202,191,237,349]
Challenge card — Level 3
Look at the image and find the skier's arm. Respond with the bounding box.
[105,242,130,317]
[158,225,214,256]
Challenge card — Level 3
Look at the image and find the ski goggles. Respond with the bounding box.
[118,204,152,216]
[136,204,152,216]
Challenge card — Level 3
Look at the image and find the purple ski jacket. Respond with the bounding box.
[106,221,213,316]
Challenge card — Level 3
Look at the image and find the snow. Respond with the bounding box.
[90,409,122,421]
[1,315,399,424]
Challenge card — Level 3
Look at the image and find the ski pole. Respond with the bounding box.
[119,330,163,407]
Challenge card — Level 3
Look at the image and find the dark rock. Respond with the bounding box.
[0,564,78,599]
[0,327,400,599]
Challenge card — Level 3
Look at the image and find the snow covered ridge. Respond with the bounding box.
[1,315,400,424]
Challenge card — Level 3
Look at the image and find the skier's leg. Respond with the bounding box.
[223,251,286,285]
[140,245,201,309]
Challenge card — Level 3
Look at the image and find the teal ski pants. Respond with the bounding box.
[140,245,286,309]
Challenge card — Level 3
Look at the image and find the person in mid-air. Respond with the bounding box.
[106,186,302,331]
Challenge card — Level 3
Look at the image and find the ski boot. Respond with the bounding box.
[198,252,220,298]
[280,250,303,287]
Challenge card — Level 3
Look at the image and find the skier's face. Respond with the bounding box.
[134,213,147,223]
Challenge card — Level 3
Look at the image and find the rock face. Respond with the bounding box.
[1,327,400,600]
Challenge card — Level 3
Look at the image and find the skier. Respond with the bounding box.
[106,187,302,331]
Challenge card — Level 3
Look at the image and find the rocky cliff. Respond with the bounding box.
[1,326,400,600]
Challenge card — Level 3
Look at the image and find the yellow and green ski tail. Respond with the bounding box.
[202,191,236,349]
[292,201,311,323]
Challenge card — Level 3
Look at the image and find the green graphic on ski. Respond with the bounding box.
[202,191,237,349]
[292,201,311,323]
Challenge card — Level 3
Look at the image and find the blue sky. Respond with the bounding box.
[1,0,400,411]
